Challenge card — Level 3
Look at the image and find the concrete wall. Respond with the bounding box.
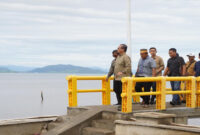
[0,117,57,135]
[115,120,200,135]
[0,122,47,135]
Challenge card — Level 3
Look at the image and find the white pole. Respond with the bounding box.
[127,0,132,59]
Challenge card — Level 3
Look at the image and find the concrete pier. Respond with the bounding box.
[43,103,200,135]
[1,103,200,135]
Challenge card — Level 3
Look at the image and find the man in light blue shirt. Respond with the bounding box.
[135,49,156,107]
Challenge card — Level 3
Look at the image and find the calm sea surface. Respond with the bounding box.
[0,73,199,126]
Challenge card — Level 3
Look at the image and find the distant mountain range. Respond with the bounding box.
[1,65,35,72]
[0,64,106,74]
[0,67,14,73]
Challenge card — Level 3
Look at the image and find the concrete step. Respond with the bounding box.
[102,111,131,121]
[91,119,115,130]
[82,127,114,135]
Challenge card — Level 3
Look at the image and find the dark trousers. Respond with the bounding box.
[151,82,156,101]
[113,80,122,104]
[135,82,153,104]
[170,81,181,104]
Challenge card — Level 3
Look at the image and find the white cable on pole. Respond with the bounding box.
[127,0,132,59]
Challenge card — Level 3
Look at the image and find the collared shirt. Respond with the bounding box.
[194,61,200,77]
[167,55,185,76]
[107,59,116,78]
[137,56,156,77]
[186,60,196,76]
[152,55,165,76]
[114,53,132,80]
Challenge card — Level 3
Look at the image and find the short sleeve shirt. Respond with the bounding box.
[137,56,156,77]
[153,56,165,76]
[167,55,185,76]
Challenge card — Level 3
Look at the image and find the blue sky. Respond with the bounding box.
[0,0,200,70]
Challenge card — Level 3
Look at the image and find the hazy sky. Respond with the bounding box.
[0,0,200,69]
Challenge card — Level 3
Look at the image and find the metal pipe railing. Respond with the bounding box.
[121,76,197,113]
[67,75,200,113]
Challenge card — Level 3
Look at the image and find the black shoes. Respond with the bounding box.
[170,101,175,106]
[170,101,181,106]
[114,103,121,106]
[150,100,156,105]
[181,100,186,103]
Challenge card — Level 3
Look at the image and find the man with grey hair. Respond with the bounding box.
[113,44,132,105]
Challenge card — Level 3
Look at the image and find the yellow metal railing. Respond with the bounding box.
[67,75,114,107]
[67,75,140,107]
[121,77,166,113]
[67,75,200,113]
[121,76,197,113]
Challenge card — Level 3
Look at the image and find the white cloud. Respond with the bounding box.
[0,0,200,69]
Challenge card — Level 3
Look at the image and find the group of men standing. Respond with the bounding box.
[106,44,200,108]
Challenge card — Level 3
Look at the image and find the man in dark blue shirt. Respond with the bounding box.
[194,53,200,77]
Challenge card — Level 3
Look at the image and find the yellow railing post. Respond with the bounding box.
[196,77,200,107]
[186,77,196,108]
[191,77,196,108]
[132,76,140,103]
[67,75,78,107]
[121,77,133,113]
[102,76,111,105]
[156,77,166,110]
[179,81,185,101]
